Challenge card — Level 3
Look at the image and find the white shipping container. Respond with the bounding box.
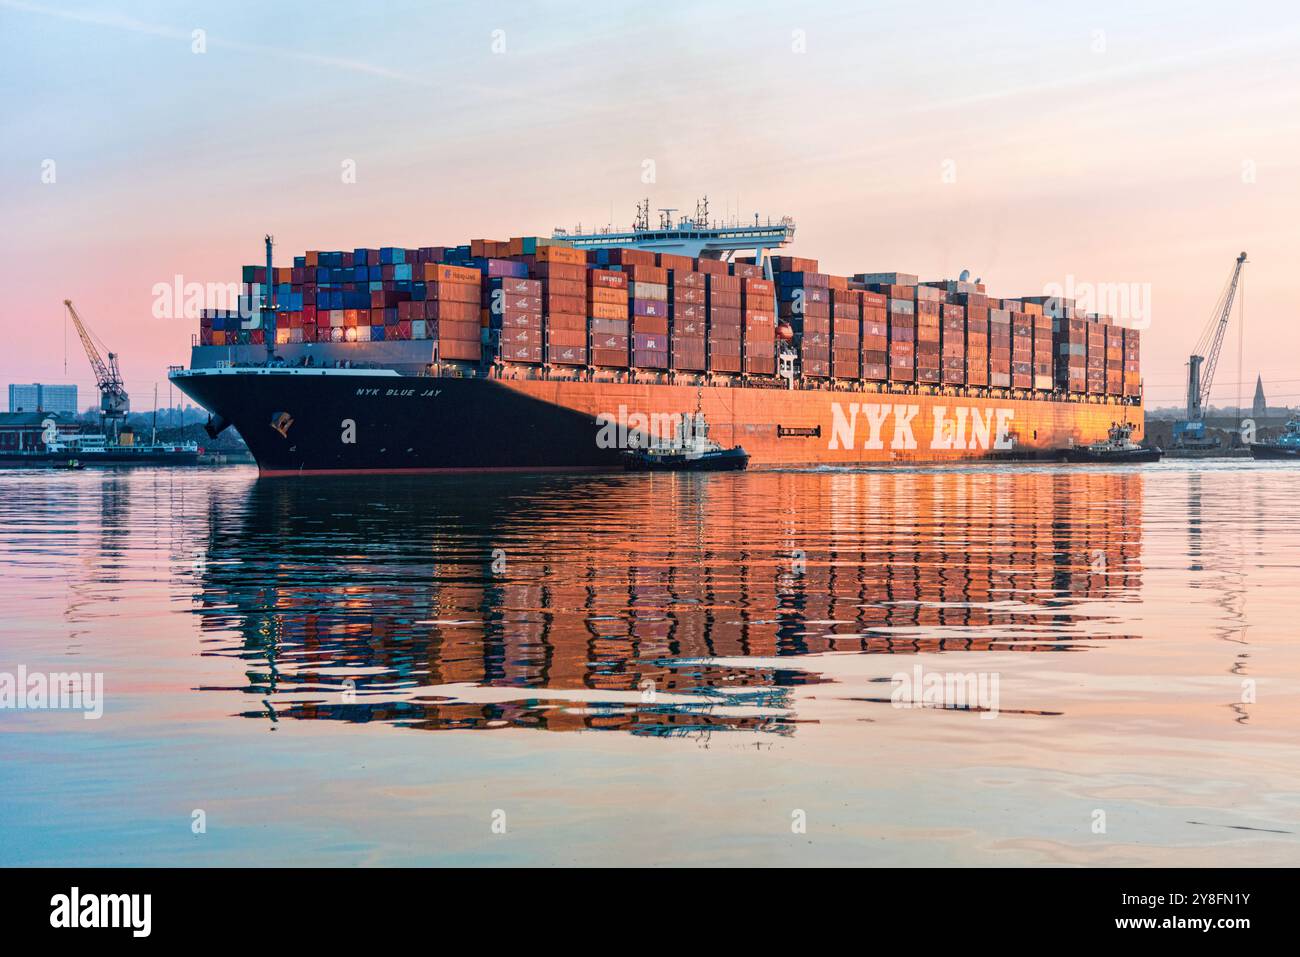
[629,281,669,300]
[854,272,919,286]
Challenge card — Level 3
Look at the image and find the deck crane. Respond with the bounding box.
[1174,252,1247,450]
[64,299,129,436]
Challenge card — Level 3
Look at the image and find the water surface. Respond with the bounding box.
[1,463,1297,865]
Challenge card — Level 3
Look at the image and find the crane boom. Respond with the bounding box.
[1186,251,1247,422]
[64,299,129,421]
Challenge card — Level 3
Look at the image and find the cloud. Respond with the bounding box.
[0,0,430,83]
[912,30,1300,116]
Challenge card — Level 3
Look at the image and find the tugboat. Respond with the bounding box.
[622,411,749,472]
[1062,421,1163,464]
[1250,419,1300,460]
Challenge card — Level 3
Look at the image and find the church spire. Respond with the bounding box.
[1253,375,1267,420]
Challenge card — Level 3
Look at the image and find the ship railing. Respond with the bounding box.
[478,358,1141,404]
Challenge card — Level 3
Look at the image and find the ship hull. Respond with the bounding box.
[623,447,750,472]
[170,368,1142,475]
[1249,444,1300,460]
[1061,446,1162,464]
[0,450,201,467]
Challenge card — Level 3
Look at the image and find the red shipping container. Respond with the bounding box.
[587,269,627,289]
[438,320,482,343]
[625,264,668,284]
[656,253,694,272]
[548,329,587,348]
[500,343,542,363]
[548,345,587,365]
[605,248,655,267]
[633,350,669,369]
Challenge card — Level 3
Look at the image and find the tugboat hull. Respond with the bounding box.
[1062,446,1163,464]
[1249,444,1300,460]
[623,447,750,472]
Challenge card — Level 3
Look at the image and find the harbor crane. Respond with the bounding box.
[64,299,129,435]
[1174,252,1247,450]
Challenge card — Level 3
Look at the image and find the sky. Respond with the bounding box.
[2,0,1298,411]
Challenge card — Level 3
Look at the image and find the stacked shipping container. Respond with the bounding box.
[1011,305,1035,390]
[989,307,1011,388]
[669,268,706,371]
[588,269,629,368]
[1086,317,1107,395]
[741,278,777,375]
[534,245,586,366]
[1123,328,1141,397]
[486,276,544,363]
[888,293,916,383]
[424,264,482,361]
[706,271,742,373]
[961,293,989,388]
[627,263,669,369]
[860,291,888,381]
[831,287,861,379]
[779,272,831,377]
[1033,311,1053,391]
[1105,324,1124,396]
[940,303,965,386]
[915,286,942,384]
[1055,315,1087,393]
[197,239,1139,402]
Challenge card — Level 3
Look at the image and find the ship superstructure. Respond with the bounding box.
[554,198,795,274]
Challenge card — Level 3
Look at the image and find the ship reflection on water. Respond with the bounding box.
[192,469,1143,735]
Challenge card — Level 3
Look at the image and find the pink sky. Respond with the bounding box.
[3,0,1298,411]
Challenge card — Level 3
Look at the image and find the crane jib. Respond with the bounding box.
[63,299,130,424]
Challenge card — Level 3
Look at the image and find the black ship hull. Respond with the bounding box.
[623,447,750,472]
[0,450,201,467]
[1061,445,1163,464]
[1249,444,1300,460]
[171,369,626,475]
[170,364,1144,475]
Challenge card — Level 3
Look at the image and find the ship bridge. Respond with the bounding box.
[554,203,794,278]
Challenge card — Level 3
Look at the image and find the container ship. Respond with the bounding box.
[170,205,1143,475]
